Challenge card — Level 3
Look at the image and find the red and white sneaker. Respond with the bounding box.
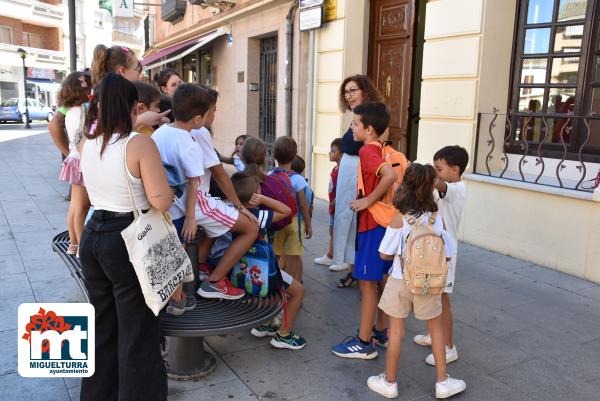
[198,263,213,282]
[197,277,245,300]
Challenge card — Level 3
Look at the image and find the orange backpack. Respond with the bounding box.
[357,141,409,227]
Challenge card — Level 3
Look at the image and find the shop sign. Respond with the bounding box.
[299,0,323,9]
[324,0,336,22]
[299,6,323,31]
[26,68,56,80]
[0,65,20,82]
[112,0,134,18]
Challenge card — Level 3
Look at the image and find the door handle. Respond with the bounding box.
[385,76,392,97]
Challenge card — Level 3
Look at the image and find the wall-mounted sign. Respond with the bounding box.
[249,83,259,91]
[299,6,323,31]
[299,0,323,9]
[27,68,56,80]
[113,0,134,18]
[324,0,336,22]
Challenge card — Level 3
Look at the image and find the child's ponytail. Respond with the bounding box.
[91,44,136,85]
[241,137,267,181]
[393,163,438,216]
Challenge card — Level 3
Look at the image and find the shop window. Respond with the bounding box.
[0,26,12,44]
[508,0,600,161]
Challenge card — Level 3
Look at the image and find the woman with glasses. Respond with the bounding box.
[327,75,382,287]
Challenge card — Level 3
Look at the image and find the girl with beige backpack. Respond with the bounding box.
[366,163,467,399]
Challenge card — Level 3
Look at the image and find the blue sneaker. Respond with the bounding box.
[372,327,388,348]
[331,336,378,360]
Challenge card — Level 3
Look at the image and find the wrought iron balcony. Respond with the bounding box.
[473,110,600,192]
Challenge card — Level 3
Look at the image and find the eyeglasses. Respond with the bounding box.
[344,87,361,98]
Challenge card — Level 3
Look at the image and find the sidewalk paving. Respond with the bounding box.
[1,130,600,401]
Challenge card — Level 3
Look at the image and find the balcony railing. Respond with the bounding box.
[0,43,65,64]
[473,110,600,192]
[112,31,144,48]
[6,0,63,19]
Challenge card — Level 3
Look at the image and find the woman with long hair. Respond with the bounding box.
[324,75,382,286]
[79,73,172,401]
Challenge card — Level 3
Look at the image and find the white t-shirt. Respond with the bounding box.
[65,105,85,158]
[378,212,455,280]
[190,127,221,195]
[152,124,204,219]
[436,181,466,256]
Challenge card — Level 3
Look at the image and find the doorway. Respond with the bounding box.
[259,36,278,169]
[368,0,421,157]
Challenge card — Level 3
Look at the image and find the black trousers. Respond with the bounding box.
[79,212,167,401]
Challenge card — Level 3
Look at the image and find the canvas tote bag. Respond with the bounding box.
[120,139,193,316]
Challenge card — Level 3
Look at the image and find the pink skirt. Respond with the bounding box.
[59,155,85,186]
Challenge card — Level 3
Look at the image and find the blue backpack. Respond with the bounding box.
[230,239,283,297]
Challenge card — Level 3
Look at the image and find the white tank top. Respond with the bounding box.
[81,132,151,212]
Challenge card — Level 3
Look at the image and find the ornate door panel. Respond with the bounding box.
[368,0,416,154]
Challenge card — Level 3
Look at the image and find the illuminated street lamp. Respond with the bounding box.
[16,48,31,129]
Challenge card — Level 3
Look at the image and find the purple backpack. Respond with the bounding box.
[260,171,298,231]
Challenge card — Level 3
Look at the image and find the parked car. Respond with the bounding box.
[0,98,54,123]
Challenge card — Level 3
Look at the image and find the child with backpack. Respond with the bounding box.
[314,138,343,270]
[231,172,307,350]
[291,155,314,218]
[331,102,397,359]
[152,84,258,303]
[270,137,312,281]
[413,146,469,367]
[367,163,467,399]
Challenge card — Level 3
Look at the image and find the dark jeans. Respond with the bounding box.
[79,212,167,401]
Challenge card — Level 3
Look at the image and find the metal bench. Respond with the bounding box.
[52,230,284,380]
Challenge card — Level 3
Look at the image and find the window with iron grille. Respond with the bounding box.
[508,0,600,162]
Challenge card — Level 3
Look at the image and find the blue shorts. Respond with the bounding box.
[354,226,393,281]
[173,217,185,243]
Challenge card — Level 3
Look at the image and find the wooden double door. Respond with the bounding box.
[368,0,417,155]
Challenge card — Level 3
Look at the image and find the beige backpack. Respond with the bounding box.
[403,213,448,295]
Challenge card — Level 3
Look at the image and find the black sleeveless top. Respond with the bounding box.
[340,126,363,156]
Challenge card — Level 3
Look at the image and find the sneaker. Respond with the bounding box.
[372,327,388,348]
[414,333,432,347]
[270,331,306,350]
[250,324,277,338]
[329,263,349,272]
[166,295,197,316]
[367,373,398,399]
[314,255,333,266]
[331,336,378,360]
[435,376,466,399]
[425,345,459,366]
[66,244,78,255]
[197,278,245,300]
[198,263,213,281]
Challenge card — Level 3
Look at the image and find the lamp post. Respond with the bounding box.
[16,48,31,129]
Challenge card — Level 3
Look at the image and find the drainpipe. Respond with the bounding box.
[305,29,315,188]
[285,0,298,137]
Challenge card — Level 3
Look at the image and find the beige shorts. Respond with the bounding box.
[379,277,442,321]
[273,215,305,256]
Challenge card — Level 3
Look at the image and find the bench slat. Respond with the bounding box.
[52,231,283,337]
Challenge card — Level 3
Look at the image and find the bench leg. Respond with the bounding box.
[165,336,217,380]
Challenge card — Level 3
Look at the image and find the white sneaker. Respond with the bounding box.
[314,255,333,266]
[367,373,398,399]
[329,263,349,272]
[414,333,432,346]
[435,376,466,399]
[425,345,458,366]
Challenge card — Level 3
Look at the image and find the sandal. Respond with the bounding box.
[337,272,357,288]
[67,244,79,255]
